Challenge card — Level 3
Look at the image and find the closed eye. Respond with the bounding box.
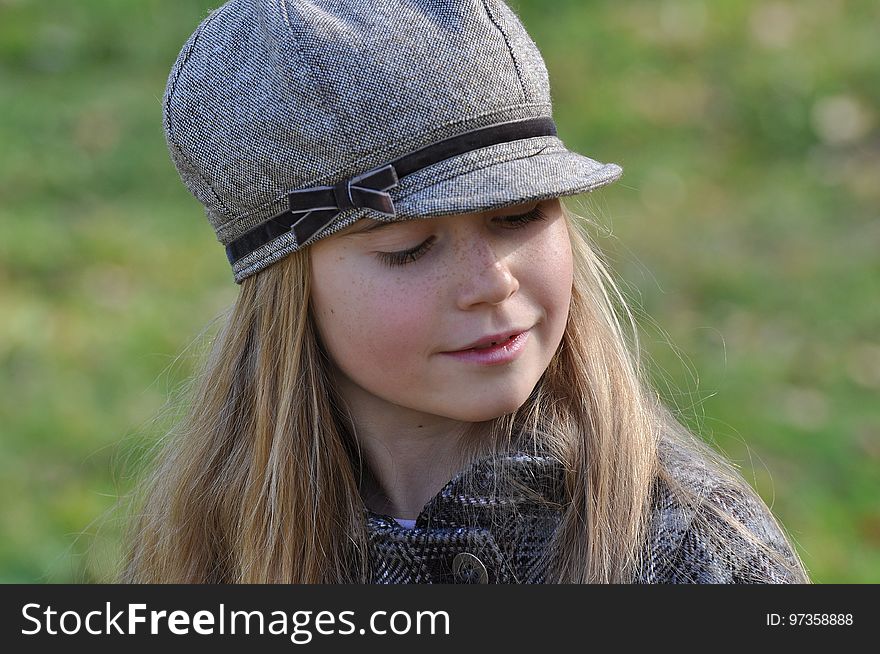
[495,205,548,229]
[376,235,437,267]
[375,205,549,267]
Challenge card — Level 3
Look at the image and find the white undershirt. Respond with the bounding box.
[393,517,417,529]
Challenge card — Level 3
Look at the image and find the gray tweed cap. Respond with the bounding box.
[164,0,623,284]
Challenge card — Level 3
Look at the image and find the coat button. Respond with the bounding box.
[452,552,489,584]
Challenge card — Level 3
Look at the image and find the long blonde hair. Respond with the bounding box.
[121,202,809,583]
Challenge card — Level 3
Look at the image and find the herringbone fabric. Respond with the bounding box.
[365,439,803,584]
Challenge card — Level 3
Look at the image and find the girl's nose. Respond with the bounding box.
[454,236,520,310]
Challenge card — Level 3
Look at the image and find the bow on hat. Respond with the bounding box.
[286,164,399,245]
[224,164,399,265]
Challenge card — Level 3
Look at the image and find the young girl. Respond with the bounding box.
[123,0,809,583]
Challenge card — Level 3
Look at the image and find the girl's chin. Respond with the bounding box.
[437,395,529,423]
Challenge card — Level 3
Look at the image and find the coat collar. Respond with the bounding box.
[361,438,806,584]
[364,448,566,583]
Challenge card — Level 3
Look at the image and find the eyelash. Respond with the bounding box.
[376,206,549,267]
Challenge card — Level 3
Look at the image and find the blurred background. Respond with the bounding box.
[1,0,877,583]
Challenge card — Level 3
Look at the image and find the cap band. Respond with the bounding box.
[225,116,557,265]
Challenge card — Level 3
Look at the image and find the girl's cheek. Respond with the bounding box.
[371,288,432,338]
[533,234,573,329]
[526,224,572,295]
[369,279,444,363]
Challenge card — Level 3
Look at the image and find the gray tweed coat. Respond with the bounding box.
[364,439,804,584]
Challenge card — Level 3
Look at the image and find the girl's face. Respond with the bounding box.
[309,198,573,424]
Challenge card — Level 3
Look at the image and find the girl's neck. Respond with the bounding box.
[332,365,492,519]
[357,423,473,519]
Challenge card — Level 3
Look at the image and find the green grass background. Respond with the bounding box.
[1,0,877,583]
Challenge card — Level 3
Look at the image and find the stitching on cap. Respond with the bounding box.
[278,0,353,149]
[276,0,331,121]
[165,5,235,218]
[480,0,527,101]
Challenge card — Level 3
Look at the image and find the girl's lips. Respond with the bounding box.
[440,330,530,366]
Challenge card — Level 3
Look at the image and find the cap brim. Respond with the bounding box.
[388,135,622,219]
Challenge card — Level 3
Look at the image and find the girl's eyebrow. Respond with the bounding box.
[343,220,401,237]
